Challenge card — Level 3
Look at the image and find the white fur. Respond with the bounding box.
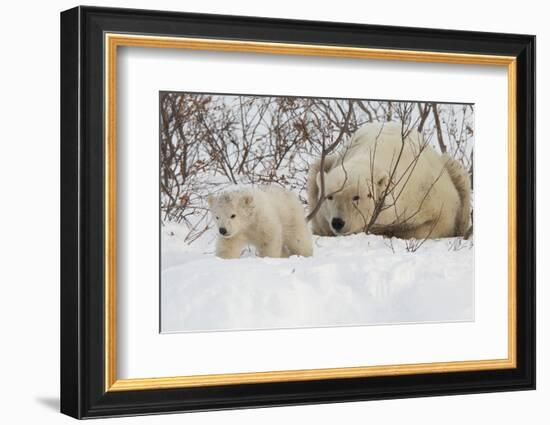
[208,186,313,259]
[307,123,472,239]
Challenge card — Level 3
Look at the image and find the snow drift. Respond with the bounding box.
[161,223,473,333]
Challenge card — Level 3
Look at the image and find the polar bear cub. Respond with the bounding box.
[207,186,313,259]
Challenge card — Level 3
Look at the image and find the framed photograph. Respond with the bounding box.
[60,6,535,419]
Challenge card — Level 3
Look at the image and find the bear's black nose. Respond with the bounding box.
[219,227,227,235]
[331,218,345,231]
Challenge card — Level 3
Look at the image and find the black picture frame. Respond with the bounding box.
[61,5,536,419]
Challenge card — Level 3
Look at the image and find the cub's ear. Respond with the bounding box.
[240,194,254,207]
[207,194,215,207]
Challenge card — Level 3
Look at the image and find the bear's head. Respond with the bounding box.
[318,165,388,236]
[207,191,255,239]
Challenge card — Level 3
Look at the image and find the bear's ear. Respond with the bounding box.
[207,194,215,207]
[240,194,254,208]
[376,175,389,189]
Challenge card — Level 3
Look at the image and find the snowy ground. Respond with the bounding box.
[161,222,474,333]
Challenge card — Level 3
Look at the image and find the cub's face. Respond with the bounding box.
[207,192,254,238]
[318,166,387,236]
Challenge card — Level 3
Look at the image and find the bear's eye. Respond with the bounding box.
[367,193,373,199]
[230,214,236,219]
[352,195,360,202]
[327,195,333,201]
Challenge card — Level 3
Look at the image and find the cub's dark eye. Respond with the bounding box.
[230,214,236,219]
[352,195,360,202]
[215,216,219,219]
[327,195,333,201]
[367,193,373,199]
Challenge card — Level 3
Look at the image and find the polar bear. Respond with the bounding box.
[207,186,313,259]
[307,122,471,239]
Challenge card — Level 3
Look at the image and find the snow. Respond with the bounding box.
[161,222,474,333]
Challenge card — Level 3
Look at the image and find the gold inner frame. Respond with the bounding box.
[104,33,517,392]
